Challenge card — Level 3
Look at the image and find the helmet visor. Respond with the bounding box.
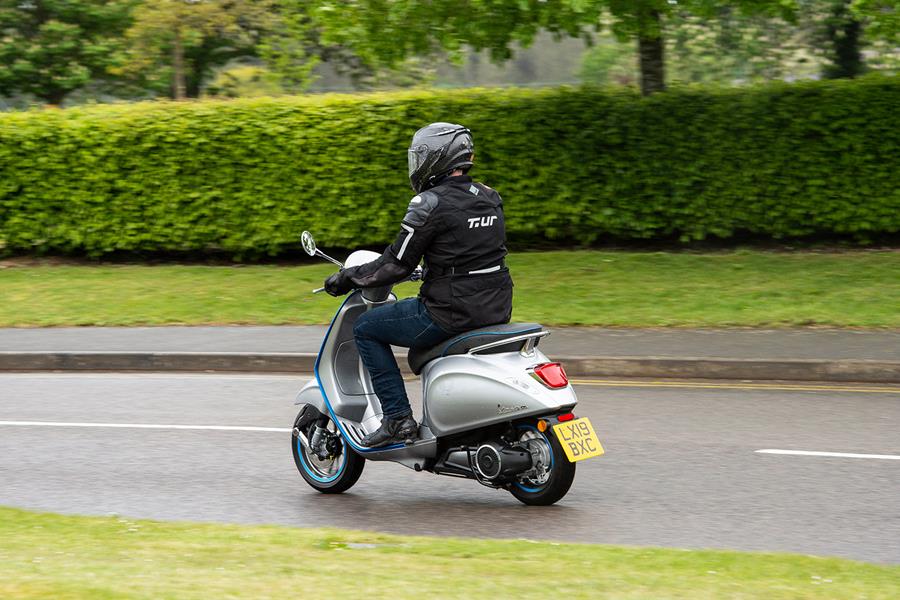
[408,147,427,180]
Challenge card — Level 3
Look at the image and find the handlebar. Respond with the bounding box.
[312,267,422,296]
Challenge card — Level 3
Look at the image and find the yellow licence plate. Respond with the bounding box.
[553,417,605,462]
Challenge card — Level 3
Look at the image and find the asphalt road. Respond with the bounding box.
[1,373,898,564]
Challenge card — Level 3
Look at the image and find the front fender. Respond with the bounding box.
[294,379,328,412]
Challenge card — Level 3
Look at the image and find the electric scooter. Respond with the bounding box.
[291,231,604,505]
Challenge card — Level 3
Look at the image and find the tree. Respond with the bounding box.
[311,1,798,95]
[604,1,802,92]
[604,1,668,93]
[824,0,865,78]
[311,1,608,84]
[121,0,275,99]
[823,0,900,78]
[0,0,134,105]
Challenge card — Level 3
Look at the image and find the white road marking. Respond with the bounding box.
[756,449,900,460]
[0,421,291,433]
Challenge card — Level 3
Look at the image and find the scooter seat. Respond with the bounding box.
[407,323,543,375]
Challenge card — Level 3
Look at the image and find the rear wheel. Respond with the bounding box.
[509,423,576,506]
[292,411,365,494]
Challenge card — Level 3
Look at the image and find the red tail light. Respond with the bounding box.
[531,362,569,389]
[557,412,575,422]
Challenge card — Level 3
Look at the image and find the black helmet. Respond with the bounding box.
[407,122,474,193]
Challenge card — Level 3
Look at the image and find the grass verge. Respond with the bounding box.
[1,507,898,599]
[1,250,898,327]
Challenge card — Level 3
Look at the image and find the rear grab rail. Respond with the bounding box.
[467,331,550,357]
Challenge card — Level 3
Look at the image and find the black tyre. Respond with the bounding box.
[292,410,365,494]
[509,423,576,506]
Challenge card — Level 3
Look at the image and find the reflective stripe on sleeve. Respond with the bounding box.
[396,224,414,260]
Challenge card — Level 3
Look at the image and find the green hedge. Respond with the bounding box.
[1,77,898,256]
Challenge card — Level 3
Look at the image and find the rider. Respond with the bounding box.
[323,122,513,447]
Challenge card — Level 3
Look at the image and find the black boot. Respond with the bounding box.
[360,414,418,448]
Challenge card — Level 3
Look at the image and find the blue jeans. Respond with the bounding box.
[353,298,452,420]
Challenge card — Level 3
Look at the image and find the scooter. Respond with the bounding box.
[291,231,604,505]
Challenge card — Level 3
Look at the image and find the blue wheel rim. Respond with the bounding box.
[297,436,347,484]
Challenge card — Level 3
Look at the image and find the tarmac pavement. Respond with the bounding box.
[1,326,899,382]
[1,372,898,563]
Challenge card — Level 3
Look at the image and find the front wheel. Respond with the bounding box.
[292,410,365,494]
[509,423,576,506]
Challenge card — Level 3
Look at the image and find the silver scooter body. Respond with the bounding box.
[295,251,578,471]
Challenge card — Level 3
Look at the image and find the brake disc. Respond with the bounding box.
[517,430,552,486]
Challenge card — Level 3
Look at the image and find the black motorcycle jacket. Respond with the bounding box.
[335,175,513,334]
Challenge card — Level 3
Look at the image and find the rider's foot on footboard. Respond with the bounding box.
[361,414,419,448]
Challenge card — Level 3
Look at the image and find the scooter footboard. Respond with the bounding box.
[422,350,577,437]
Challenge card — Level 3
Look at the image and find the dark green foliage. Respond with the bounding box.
[0,0,134,105]
[0,77,897,257]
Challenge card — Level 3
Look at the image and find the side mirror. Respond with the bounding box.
[300,231,344,268]
[300,231,317,257]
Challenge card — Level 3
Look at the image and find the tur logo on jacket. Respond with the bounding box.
[468,216,498,229]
